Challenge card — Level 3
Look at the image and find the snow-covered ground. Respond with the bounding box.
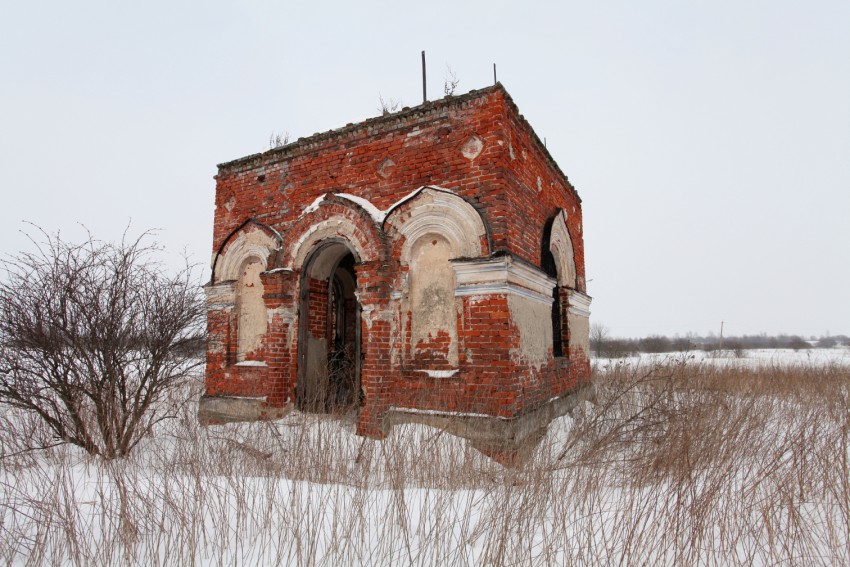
[594,346,850,369]
[1,355,848,565]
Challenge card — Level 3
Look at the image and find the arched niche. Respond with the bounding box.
[548,210,576,289]
[385,187,488,265]
[209,223,281,365]
[385,188,486,372]
[213,223,281,283]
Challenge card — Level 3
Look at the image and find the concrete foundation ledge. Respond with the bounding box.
[383,382,597,458]
[198,394,292,425]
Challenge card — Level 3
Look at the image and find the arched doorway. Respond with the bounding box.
[296,240,361,413]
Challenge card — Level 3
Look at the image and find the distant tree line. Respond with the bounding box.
[590,324,849,358]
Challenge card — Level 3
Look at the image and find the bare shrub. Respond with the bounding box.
[726,339,746,358]
[378,94,402,116]
[788,335,811,351]
[443,65,459,96]
[269,131,290,149]
[0,227,205,459]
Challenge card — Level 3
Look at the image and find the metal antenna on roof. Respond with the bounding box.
[421,51,427,103]
[493,63,497,85]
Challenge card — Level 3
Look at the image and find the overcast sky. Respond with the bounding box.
[1,1,847,338]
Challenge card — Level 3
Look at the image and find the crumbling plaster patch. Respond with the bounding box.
[268,306,297,349]
[236,259,267,361]
[566,290,592,358]
[377,157,396,179]
[508,294,552,371]
[460,135,484,160]
[409,236,459,366]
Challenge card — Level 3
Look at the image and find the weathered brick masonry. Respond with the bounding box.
[200,84,593,458]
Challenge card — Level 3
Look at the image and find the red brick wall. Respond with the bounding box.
[500,100,587,292]
[306,278,328,341]
[207,84,591,433]
[212,91,511,259]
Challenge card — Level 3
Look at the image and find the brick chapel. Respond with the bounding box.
[200,84,592,457]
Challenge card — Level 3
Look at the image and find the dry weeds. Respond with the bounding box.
[0,360,847,565]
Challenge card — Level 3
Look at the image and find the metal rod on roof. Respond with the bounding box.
[422,51,427,103]
[493,63,497,84]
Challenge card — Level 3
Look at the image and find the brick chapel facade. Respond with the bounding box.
[200,84,592,450]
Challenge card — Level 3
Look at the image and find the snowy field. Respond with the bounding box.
[595,346,850,369]
[0,353,848,565]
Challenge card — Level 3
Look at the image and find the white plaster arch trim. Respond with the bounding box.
[549,210,577,288]
[214,227,280,282]
[288,215,373,271]
[298,185,463,227]
[335,193,384,224]
[386,187,487,264]
[381,185,430,221]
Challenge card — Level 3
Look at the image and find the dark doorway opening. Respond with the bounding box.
[296,243,360,413]
[542,248,563,358]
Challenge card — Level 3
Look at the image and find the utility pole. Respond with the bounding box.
[719,320,725,353]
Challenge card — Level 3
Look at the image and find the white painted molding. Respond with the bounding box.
[452,256,556,304]
[335,193,385,224]
[423,369,459,378]
[549,210,577,287]
[386,187,487,264]
[387,406,508,420]
[289,216,372,270]
[567,289,592,317]
[454,283,553,305]
[215,228,279,282]
[204,281,236,310]
[296,185,455,226]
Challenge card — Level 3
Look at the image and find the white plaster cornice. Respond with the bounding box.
[204,281,236,310]
[452,256,556,304]
[567,289,592,317]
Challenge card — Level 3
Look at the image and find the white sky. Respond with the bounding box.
[1,1,847,338]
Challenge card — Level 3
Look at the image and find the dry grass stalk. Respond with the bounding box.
[0,360,847,565]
